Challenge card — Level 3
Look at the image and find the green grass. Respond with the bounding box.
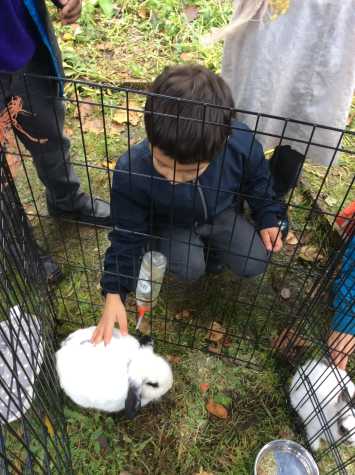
[64,350,296,475]
[51,0,232,87]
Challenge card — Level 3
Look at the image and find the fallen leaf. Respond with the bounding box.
[199,383,209,394]
[71,23,82,36]
[208,344,222,354]
[175,309,191,321]
[285,231,298,246]
[138,317,151,335]
[64,126,73,137]
[299,245,324,263]
[113,110,141,127]
[138,6,149,18]
[43,415,54,437]
[180,52,195,62]
[97,42,114,51]
[223,337,232,348]
[184,5,199,22]
[167,355,181,364]
[63,32,74,41]
[284,246,295,256]
[113,110,127,124]
[193,472,214,475]
[272,328,311,353]
[207,322,225,343]
[206,400,228,419]
[74,102,96,119]
[101,160,116,170]
[128,111,141,126]
[107,121,125,135]
[300,231,312,245]
[280,287,291,300]
[279,429,295,439]
[97,435,109,452]
[83,117,102,134]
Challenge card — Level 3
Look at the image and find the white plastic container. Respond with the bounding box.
[135,251,167,329]
[254,440,319,475]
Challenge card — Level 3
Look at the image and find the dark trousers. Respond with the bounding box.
[154,208,269,281]
[0,45,82,212]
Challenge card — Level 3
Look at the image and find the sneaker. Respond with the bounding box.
[47,193,111,226]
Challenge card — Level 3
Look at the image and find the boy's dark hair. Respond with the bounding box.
[144,65,234,165]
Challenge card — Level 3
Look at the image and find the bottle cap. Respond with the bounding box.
[137,306,149,318]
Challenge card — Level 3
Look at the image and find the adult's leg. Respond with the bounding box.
[0,74,63,284]
[153,226,205,282]
[8,46,110,224]
[203,208,269,278]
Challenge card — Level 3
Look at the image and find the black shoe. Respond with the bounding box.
[205,251,224,275]
[47,194,111,226]
[269,145,304,197]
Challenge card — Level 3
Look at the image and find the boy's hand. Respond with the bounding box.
[260,227,283,253]
[91,294,128,345]
[57,0,82,25]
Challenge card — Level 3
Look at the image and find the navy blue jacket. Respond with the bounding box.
[101,121,283,298]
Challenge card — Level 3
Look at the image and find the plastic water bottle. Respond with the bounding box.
[135,251,167,329]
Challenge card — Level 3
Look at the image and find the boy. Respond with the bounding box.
[92,65,283,344]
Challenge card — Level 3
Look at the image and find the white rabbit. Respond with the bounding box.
[290,359,355,451]
[56,327,173,418]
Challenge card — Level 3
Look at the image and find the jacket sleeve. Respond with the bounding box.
[243,140,283,230]
[100,161,149,300]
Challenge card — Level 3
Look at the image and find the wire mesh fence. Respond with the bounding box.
[0,152,72,474]
[0,72,354,474]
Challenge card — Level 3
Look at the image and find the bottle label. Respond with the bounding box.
[137,280,151,294]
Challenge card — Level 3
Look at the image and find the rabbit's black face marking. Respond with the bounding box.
[138,335,154,348]
[146,381,159,388]
[125,384,142,419]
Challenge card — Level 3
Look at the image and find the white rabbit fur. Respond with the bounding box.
[290,359,355,451]
[56,327,173,416]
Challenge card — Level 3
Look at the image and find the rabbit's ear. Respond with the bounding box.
[125,383,142,419]
[337,387,352,405]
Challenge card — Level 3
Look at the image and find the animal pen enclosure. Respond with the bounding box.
[0,74,354,474]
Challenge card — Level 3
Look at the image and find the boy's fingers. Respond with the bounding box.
[274,235,283,253]
[91,325,103,344]
[104,327,113,346]
[117,313,128,336]
[261,230,272,252]
[90,327,98,343]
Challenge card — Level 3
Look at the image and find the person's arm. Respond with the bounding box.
[92,160,149,344]
[243,140,283,253]
[327,331,355,370]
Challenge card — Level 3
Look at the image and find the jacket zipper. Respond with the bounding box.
[197,180,208,222]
